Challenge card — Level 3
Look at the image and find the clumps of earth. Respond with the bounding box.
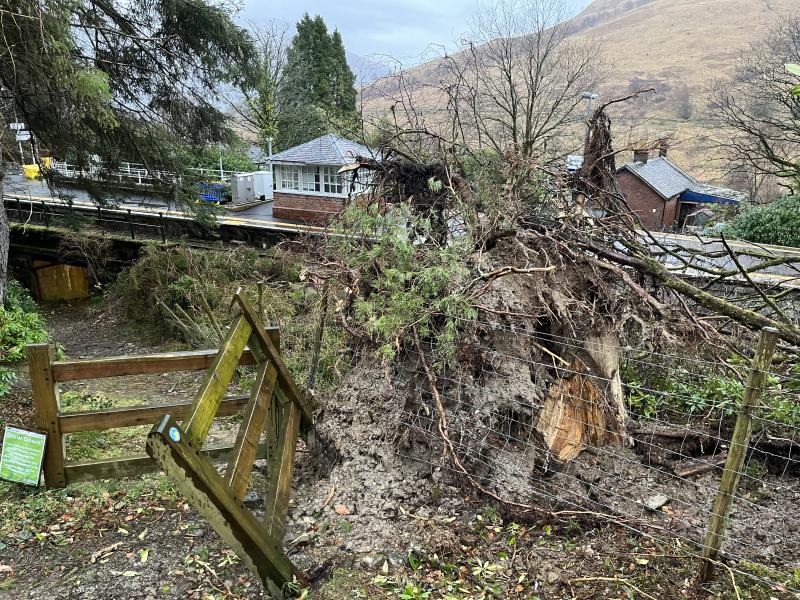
[268,231,800,582]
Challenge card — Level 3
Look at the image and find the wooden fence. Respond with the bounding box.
[29,289,313,594]
[27,332,276,488]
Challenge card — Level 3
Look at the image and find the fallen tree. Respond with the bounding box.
[309,90,800,520]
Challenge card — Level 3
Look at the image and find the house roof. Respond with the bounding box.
[684,183,746,204]
[269,134,373,166]
[619,156,697,199]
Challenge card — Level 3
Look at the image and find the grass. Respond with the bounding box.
[59,391,151,462]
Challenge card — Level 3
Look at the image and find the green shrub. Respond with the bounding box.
[0,367,17,397]
[725,196,800,248]
[622,359,800,426]
[1,281,48,363]
[107,245,344,391]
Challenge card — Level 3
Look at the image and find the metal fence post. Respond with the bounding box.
[41,201,49,228]
[159,212,166,242]
[15,197,22,222]
[97,206,103,230]
[700,326,779,580]
[127,209,135,239]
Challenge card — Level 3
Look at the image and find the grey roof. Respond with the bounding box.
[619,156,697,199]
[269,134,374,165]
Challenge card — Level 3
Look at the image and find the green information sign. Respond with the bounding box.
[0,427,47,486]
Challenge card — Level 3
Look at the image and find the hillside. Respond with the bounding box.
[362,0,796,180]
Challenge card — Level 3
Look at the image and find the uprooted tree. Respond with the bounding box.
[310,86,800,515]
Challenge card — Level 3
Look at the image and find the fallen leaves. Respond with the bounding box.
[334,504,351,516]
[90,541,122,564]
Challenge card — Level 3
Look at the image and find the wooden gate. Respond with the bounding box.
[145,289,313,596]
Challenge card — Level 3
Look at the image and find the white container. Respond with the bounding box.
[231,173,255,204]
[252,171,273,201]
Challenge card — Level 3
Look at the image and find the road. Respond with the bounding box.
[5,173,799,288]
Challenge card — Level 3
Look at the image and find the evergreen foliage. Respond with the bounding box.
[275,14,358,149]
[0,0,255,172]
[0,0,255,300]
[725,196,800,248]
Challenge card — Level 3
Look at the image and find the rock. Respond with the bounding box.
[334,504,351,516]
[358,553,387,570]
[386,553,406,569]
[643,493,669,511]
[243,490,263,509]
[290,533,312,547]
[545,570,560,585]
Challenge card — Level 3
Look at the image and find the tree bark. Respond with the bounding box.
[586,240,800,346]
[0,153,7,305]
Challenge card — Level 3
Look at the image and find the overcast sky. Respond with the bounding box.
[241,0,593,65]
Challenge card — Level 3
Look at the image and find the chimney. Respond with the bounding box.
[633,149,649,164]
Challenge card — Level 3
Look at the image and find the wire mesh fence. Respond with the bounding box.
[393,320,800,593]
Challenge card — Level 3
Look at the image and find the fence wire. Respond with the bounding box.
[393,322,800,593]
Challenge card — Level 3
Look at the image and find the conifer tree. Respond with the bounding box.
[275,14,357,149]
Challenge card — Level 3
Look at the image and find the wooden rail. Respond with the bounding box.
[26,336,273,488]
[28,293,311,594]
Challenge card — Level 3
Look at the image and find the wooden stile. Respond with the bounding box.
[225,361,278,499]
[26,290,310,594]
[146,289,311,595]
[66,441,268,483]
[232,290,314,431]
[182,314,252,447]
[147,416,302,596]
[51,347,262,382]
[59,394,250,433]
[264,400,301,544]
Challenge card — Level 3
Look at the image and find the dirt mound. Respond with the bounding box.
[284,229,660,569]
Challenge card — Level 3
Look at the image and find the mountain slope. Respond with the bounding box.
[570,0,793,93]
[362,0,796,177]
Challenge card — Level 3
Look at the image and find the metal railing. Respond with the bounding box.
[48,160,242,188]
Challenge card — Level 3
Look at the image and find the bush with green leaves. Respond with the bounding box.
[0,281,48,399]
[1,281,48,363]
[622,360,800,426]
[725,196,800,248]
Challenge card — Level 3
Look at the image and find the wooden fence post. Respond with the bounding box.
[700,326,778,580]
[27,343,67,488]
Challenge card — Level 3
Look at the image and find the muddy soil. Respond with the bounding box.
[2,302,799,599]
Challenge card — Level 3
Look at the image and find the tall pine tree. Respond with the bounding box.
[275,14,357,150]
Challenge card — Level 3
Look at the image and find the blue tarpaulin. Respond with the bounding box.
[679,189,739,205]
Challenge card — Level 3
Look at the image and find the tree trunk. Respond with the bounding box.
[0,155,7,305]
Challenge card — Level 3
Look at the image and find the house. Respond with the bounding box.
[616,150,743,230]
[270,134,374,224]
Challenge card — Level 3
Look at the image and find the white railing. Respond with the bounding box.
[48,160,243,187]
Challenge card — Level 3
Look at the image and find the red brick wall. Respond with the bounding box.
[617,170,675,230]
[272,191,344,225]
